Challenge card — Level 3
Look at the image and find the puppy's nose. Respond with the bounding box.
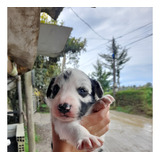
[58,103,71,114]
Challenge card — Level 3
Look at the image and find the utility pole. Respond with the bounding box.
[112,52,116,107]
[112,38,116,107]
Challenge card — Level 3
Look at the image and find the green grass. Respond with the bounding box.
[105,87,152,117]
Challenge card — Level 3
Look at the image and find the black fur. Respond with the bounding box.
[63,71,72,80]
[78,79,103,118]
[51,84,60,99]
[78,100,96,118]
[47,77,61,99]
[46,78,55,98]
[90,79,103,98]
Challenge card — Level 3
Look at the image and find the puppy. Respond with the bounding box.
[46,68,114,151]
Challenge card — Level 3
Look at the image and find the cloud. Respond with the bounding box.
[58,7,152,86]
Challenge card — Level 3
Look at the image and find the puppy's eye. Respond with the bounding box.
[77,87,88,97]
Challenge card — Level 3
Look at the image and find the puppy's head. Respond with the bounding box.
[46,68,103,122]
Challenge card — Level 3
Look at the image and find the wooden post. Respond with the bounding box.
[24,71,36,152]
[17,76,23,123]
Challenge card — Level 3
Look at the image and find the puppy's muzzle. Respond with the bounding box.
[58,103,72,114]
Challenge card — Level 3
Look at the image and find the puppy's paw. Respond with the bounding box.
[76,135,103,152]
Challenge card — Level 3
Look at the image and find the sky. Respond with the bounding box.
[57,7,152,87]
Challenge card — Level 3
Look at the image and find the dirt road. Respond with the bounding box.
[103,110,152,152]
[34,110,152,152]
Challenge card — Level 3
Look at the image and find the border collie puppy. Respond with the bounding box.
[46,68,114,151]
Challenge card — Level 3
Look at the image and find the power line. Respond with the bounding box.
[70,7,108,41]
[70,7,152,49]
[116,22,152,39]
[79,34,152,69]
[125,33,152,47]
[129,28,152,41]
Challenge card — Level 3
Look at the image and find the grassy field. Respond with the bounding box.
[106,87,152,117]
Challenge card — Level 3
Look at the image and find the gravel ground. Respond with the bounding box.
[34,112,52,152]
[33,111,152,152]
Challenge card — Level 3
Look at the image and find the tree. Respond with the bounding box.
[64,37,87,69]
[40,12,64,25]
[90,59,110,92]
[116,48,130,87]
[99,38,130,101]
[99,38,130,89]
[33,55,61,103]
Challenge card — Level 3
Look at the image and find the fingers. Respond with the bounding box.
[103,95,115,104]
[92,98,111,112]
[92,95,114,112]
[92,99,107,112]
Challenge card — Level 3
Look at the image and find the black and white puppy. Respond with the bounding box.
[46,68,114,151]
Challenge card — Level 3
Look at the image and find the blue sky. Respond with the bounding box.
[58,7,152,87]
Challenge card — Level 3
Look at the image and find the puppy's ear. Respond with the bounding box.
[90,79,103,98]
[46,77,55,98]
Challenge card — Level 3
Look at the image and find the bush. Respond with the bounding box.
[106,87,152,117]
[37,104,50,113]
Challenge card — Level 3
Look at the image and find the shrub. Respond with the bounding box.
[106,87,152,117]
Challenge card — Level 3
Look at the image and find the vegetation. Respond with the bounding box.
[90,59,110,92]
[33,55,61,104]
[40,12,64,25]
[37,103,50,113]
[106,86,152,117]
[64,37,87,69]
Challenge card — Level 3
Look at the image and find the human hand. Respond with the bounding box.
[80,95,114,137]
